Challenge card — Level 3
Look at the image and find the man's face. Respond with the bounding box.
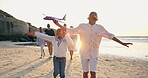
[39,27,43,32]
[88,12,98,21]
[47,24,50,28]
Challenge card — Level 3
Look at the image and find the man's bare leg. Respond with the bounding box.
[70,50,73,60]
[49,42,52,55]
[83,72,88,78]
[90,71,96,78]
[51,43,53,55]
[47,41,50,54]
[47,41,52,57]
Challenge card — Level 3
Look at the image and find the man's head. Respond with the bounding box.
[47,24,50,28]
[70,26,73,28]
[64,24,67,27]
[39,27,43,32]
[56,28,64,38]
[88,11,98,21]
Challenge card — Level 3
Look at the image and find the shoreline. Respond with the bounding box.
[0,41,148,61]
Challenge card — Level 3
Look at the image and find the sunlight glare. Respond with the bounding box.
[76,35,81,52]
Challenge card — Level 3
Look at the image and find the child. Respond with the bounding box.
[68,26,77,60]
[36,27,46,59]
[28,28,73,78]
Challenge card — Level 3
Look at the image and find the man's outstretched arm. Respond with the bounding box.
[53,20,80,35]
[112,37,133,47]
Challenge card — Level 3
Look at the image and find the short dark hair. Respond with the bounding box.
[47,24,50,26]
[47,24,50,28]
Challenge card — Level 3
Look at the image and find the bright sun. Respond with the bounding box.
[76,36,81,52]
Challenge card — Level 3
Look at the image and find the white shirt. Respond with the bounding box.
[70,35,77,45]
[35,32,73,57]
[66,23,115,59]
[36,32,46,46]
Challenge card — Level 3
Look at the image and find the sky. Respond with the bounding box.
[0,0,148,36]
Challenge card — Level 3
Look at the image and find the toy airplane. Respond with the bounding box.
[43,14,66,23]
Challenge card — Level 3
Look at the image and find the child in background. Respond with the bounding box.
[36,27,46,59]
[68,26,77,60]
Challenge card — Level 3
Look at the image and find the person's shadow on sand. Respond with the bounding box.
[6,58,51,78]
[65,61,72,77]
[0,58,40,76]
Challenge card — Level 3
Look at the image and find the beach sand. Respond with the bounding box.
[0,41,148,78]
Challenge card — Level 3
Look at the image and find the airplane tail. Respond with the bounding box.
[62,14,66,20]
[42,14,46,16]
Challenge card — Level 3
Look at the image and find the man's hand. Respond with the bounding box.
[53,20,65,29]
[112,37,133,48]
[27,30,35,36]
[53,20,59,25]
[122,43,133,48]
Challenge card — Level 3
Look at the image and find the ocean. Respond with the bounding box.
[7,36,148,60]
[100,36,148,60]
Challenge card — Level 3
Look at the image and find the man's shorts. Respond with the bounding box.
[68,46,74,51]
[81,58,98,72]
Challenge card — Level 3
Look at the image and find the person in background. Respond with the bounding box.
[36,27,46,59]
[68,26,78,60]
[63,24,67,35]
[44,24,55,58]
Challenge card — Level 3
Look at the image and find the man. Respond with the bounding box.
[44,24,55,58]
[28,28,73,78]
[53,11,133,78]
